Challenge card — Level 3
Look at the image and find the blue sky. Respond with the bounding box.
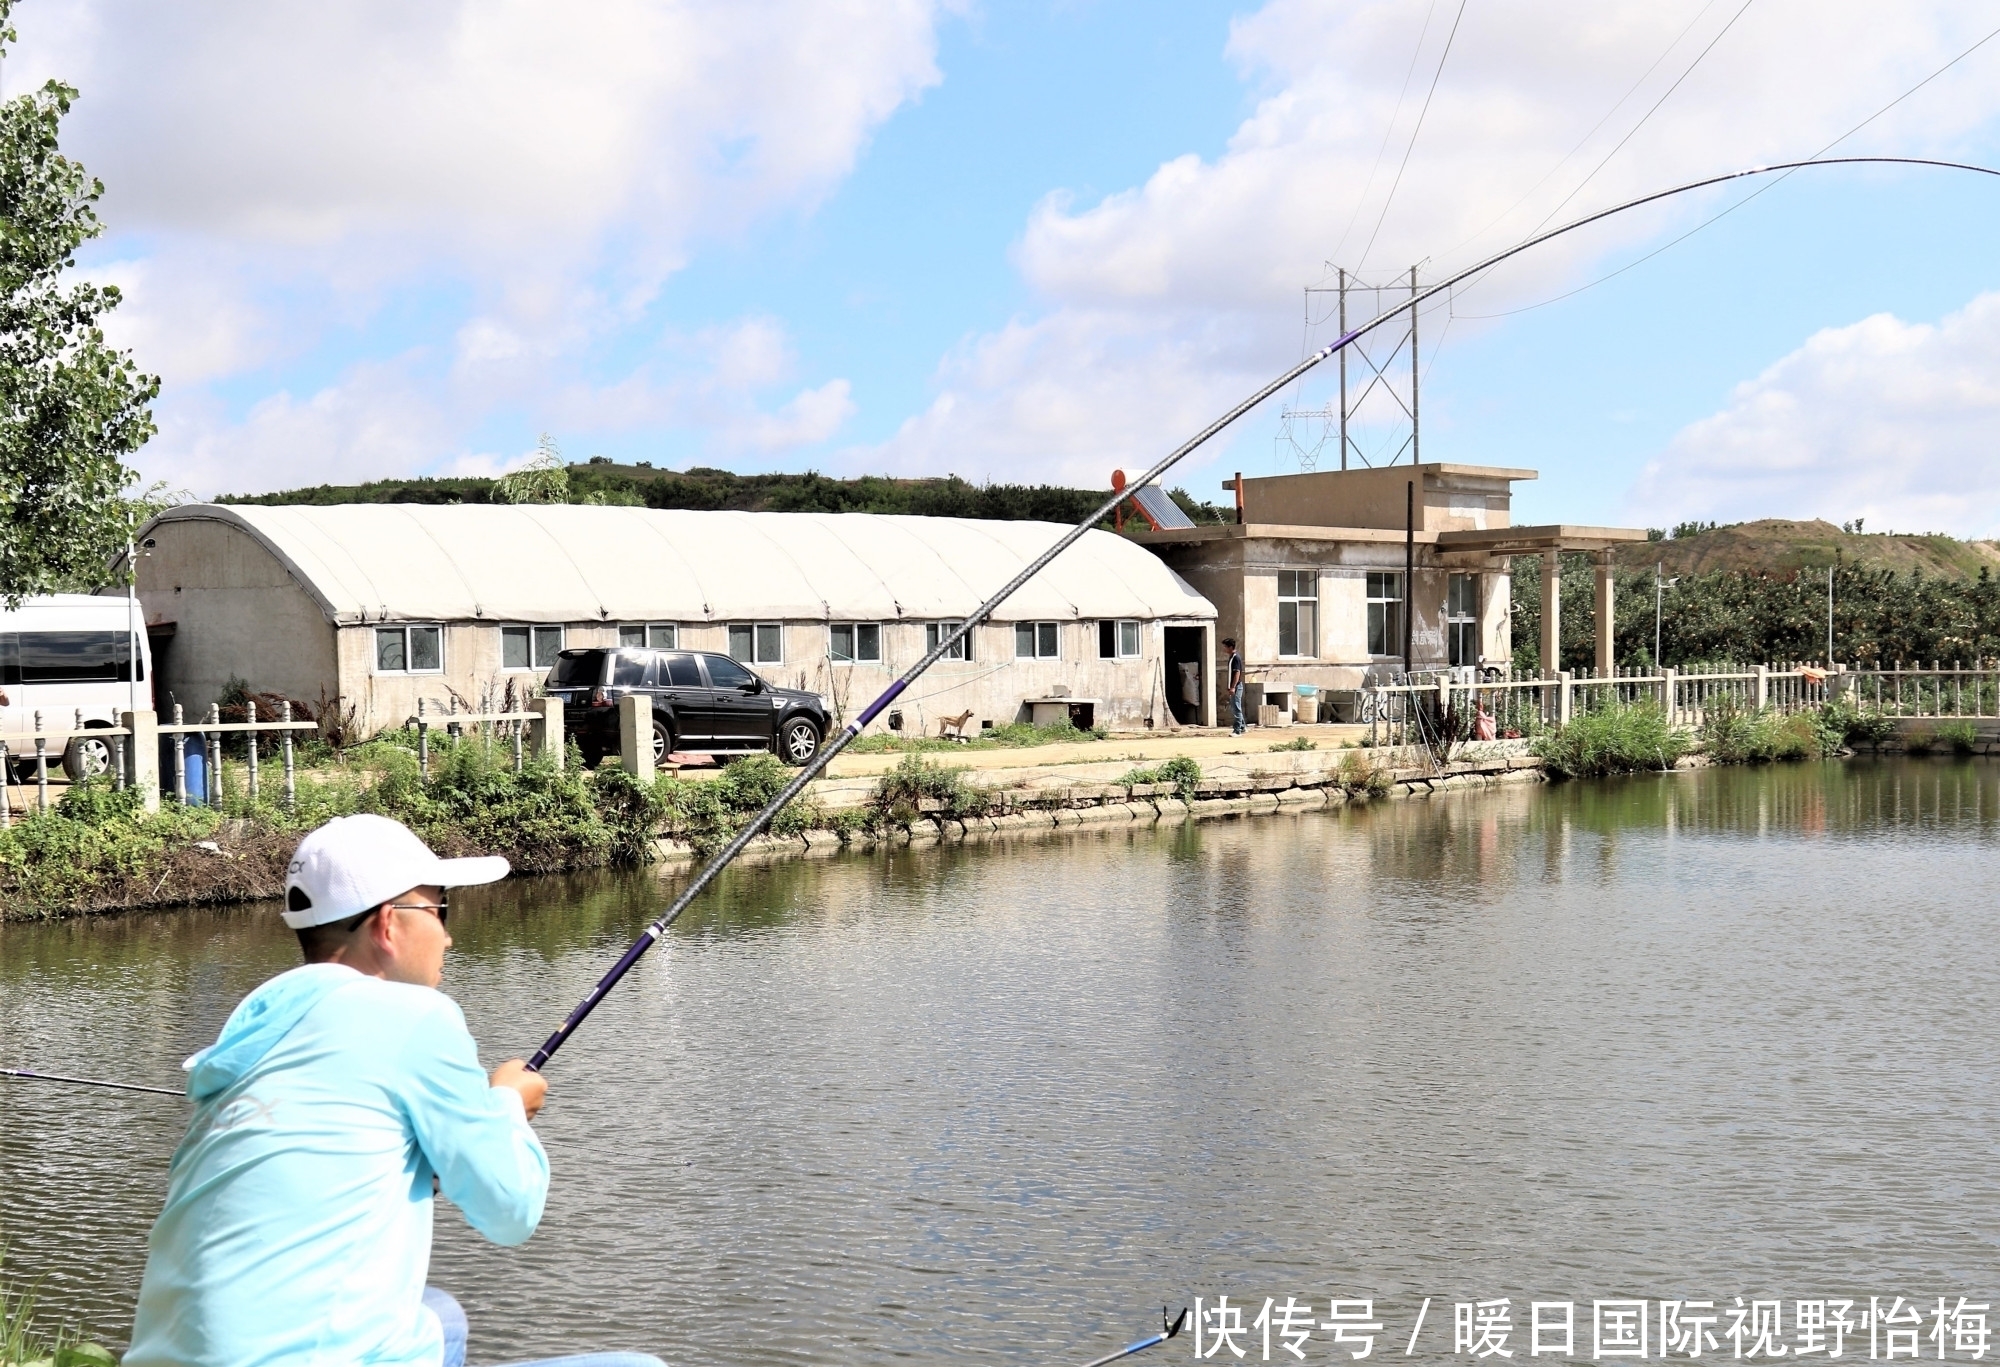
[17,1,2000,533]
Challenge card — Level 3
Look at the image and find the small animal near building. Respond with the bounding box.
[1131,462,1647,715]
[126,504,1220,739]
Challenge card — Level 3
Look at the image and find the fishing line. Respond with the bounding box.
[523,153,2000,1075]
[2,1067,182,1097]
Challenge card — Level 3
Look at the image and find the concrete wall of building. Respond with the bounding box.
[1238,463,1527,533]
[1147,533,1512,693]
[339,615,1202,738]
[134,517,339,716]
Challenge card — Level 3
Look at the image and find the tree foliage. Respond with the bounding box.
[221,459,1232,527]
[0,2,159,605]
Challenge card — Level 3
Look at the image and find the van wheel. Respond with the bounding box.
[779,717,821,766]
[63,731,116,782]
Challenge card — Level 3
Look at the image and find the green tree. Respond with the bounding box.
[0,2,160,606]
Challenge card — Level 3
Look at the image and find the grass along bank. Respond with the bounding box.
[1530,694,1919,779]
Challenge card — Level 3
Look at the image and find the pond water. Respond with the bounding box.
[4,759,1998,1365]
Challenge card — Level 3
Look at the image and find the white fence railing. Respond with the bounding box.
[1365,663,1842,751]
[1365,661,2000,754]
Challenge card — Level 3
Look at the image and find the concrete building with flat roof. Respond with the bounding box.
[126,503,1219,738]
[1130,462,1647,715]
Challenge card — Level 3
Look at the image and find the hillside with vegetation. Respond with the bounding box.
[219,461,1231,526]
[1614,518,2000,580]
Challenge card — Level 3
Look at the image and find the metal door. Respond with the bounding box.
[655,652,712,744]
[698,654,776,747]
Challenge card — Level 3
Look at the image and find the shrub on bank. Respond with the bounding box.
[869,754,989,828]
[1118,756,1202,804]
[1698,696,1839,764]
[1533,701,1690,780]
[1937,719,1979,756]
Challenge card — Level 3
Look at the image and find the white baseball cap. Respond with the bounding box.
[283,814,509,929]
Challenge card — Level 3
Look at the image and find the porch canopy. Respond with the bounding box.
[1435,524,1653,675]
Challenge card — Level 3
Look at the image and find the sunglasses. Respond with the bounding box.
[385,898,449,926]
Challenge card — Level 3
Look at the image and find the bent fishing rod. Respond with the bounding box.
[3,156,1992,1098]
[523,153,2000,1072]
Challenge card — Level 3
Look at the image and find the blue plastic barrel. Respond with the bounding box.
[180,735,211,805]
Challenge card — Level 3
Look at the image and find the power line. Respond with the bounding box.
[1435,0,1730,266]
[1450,20,2000,321]
[1359,0,1472,273]
[1530,0,1759,234]
[1327,0,1443,270]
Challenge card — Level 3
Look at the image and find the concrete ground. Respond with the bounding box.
[819,722,1374,778]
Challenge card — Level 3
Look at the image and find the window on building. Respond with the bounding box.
[502,625,565,670]
[376,625,443,674]
[1015,622,1060,659]
[1097,620,1141,659]
[1447,574,1480,667]
[829,623,882,663]
[1277,571,1319,658]
[1366,573,1405,657]
[926,621,973,661]
[618,623,678,650]
[728,623,783,664]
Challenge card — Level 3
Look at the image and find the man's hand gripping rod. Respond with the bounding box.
[523,155,2000,1073]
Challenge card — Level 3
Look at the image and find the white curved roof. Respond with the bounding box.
[146,503,1216,627]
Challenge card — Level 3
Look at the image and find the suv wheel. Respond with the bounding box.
[63,731,116,782]
[652,718,675,766]
[779,717,821,766]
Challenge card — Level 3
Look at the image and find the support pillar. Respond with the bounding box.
[1594,550,1616,675]
[527,696,565,769]
[618,694,654,781]
[122,709,160,813]
[1540,550,1561,676]
[1754,664,1770,711]
[1200,623,1216,730]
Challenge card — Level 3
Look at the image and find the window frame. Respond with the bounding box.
[501,624,566,672]
[375,624,445,675]
[727,622,784,665]
[828,622,882,665]
[1365,573,1405,658]
[1446,573,1480,667]
[927,621,974,662]
[1277,570,1319,659]
[1096,620,1142,660]
[1016,621,1061,660]
[618,622,679,651]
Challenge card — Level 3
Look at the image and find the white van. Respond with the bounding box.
[0,593,153,782]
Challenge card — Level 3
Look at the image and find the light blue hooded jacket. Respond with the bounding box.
[125,964,549,1367]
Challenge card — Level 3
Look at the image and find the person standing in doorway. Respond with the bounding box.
[1224,637,1246,734]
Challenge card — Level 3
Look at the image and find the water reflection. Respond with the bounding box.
[3,759,1998,1364]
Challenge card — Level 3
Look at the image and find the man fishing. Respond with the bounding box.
[125,814,662,1367]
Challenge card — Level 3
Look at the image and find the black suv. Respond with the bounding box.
[545,647,830,768]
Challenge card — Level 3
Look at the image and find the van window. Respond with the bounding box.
[549,650,606,688]
[12,630,138,683]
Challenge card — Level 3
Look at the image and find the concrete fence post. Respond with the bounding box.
[1661,668,1678,727]
[1754,664,1770,711]
[1558,671,1574,726]
[618,693,653,782]
[123,710,161,813]
[527,697,565,769]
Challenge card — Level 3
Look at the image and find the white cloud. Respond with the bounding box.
[862,0,2000,482]
[8,0,943,487]
[1627,292,2000,538]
